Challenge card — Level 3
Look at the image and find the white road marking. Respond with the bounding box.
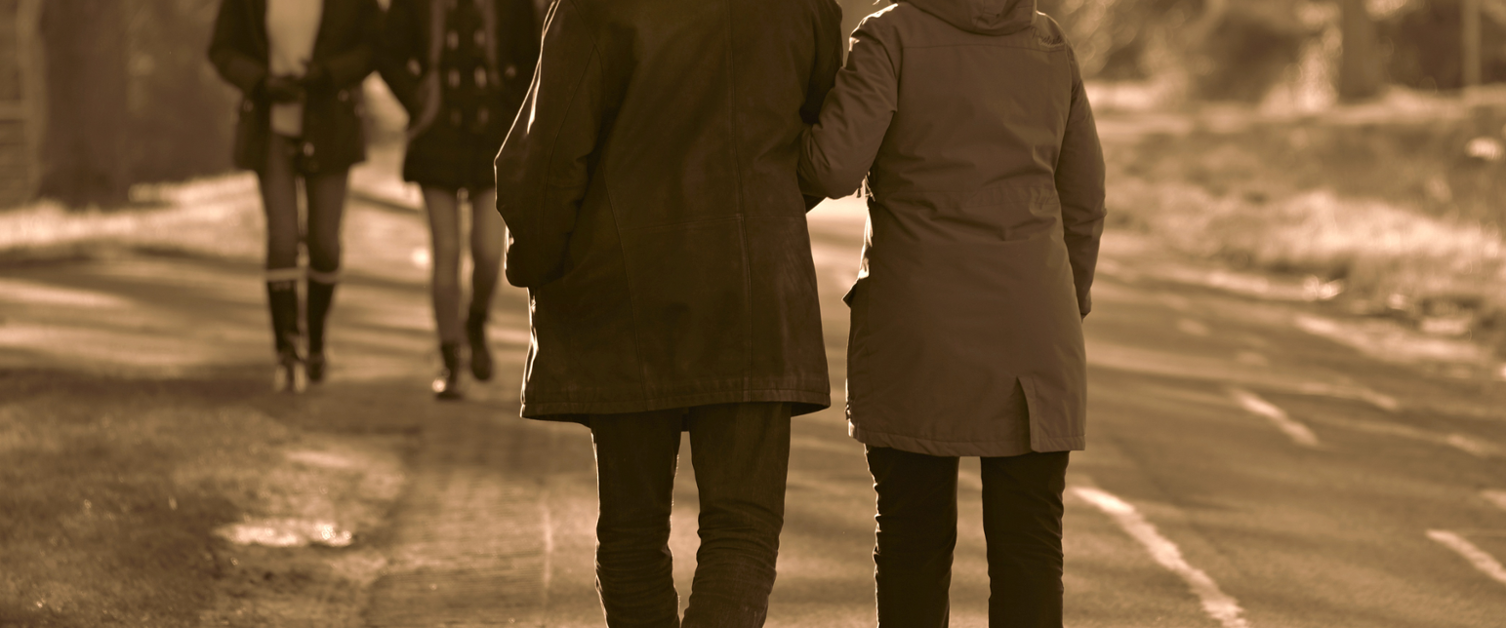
[1228,387,1321,448]
[1308,414,1501,459]
[1482,490,1506,512]
[1235,351,1270,367]
[1073,487,1251,628]
[1160,293,1192,312]
[1428,530,1506,587]
[1292,381,1401,412]
[1177,318,1212,337]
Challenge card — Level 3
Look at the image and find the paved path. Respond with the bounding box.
[5,196,1506,627]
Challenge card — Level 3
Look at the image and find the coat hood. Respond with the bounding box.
[900,0,1037,36]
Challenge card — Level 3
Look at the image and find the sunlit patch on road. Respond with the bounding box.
[1427,530,1506,588]
[214,518,354,548]
[1072,486,1251,628]
[1228,387,1322,448]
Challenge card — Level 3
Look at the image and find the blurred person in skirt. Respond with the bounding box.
[378,0,538,400]
[210,0,382,392]
[799,0,1106,625]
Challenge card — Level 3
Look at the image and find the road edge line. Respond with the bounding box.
[1072,486,1252,628]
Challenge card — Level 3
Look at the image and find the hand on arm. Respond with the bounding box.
[798,17,899,201]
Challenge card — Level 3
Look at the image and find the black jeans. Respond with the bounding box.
[589,403,792,628]
[866,447,1070,628]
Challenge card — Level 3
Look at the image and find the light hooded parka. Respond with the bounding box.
[799,0,1106,457]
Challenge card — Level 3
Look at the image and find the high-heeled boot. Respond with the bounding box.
[465,307,493,382]
[433,342,464,401]
[306,275,337,383]
[267,278,305,393]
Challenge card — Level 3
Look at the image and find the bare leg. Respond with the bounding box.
[422,187,463,345]
[467,188,503,320]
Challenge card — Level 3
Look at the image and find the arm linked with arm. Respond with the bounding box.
[1055,50,1107,318]
[494,0,604,288]
[799,0,845,210]
[798,17,898,201]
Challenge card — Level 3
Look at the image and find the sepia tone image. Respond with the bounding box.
[2,0,1505,626]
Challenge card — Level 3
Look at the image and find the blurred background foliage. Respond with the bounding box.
[9,0,1505,207]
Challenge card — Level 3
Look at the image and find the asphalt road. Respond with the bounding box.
[3,195,1505,627]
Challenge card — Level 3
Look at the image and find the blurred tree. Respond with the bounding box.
[1339,0,1383,100]
[1381,0,1506,90]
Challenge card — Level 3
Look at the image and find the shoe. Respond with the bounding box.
[306,352,326,384]
[465,310,493,382]
[433,342,464,401]
[274,350,307,394]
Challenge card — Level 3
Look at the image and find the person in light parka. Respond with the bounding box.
[798,0,1106,625]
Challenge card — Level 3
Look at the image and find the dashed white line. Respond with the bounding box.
[1309,415,1500,459]
[1177,318,1212,337]
[1483,490,1506,512]
[1072,487,1251,628]
[1228,387,1321,448]
[1427,530,1506,587]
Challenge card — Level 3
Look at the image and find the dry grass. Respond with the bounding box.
[1104,102,1506,350]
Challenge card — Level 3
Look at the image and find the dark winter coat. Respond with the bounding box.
[495,0,845,420]
[799,0,1106,456]
[378,0,539,190]
[209,0,382,174]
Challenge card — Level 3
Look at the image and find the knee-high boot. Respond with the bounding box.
[266,276,305,392]
[306,272,338,383]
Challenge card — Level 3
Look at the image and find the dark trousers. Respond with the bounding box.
[866,447,1070,628]
[588,403,792,628]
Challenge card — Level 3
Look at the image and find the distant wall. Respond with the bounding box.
[0,0,42,209]
[35,0,236,208]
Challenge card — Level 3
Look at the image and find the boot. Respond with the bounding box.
[465,307,493,382]
[306,277,337,383]
[267,279,306,393]
[433,342,464,401]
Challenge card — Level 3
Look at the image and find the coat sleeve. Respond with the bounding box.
[798,0,844,209]
[377,0,424,112]
[208,0,268,96]
[797,15,899,200]
[1055,47,1106,318]
[494,0,604,288]
[315,0,381,90]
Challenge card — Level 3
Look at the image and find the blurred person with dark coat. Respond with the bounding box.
[799,0,1106,625]
[209,0,381,391]
[493,0,842,624]
[378,0,538,400]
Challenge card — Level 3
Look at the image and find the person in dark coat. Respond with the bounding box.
[378,0,538,400]
[210,0,381,392]
[798,0,1106,625]
[493,0,842,624]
